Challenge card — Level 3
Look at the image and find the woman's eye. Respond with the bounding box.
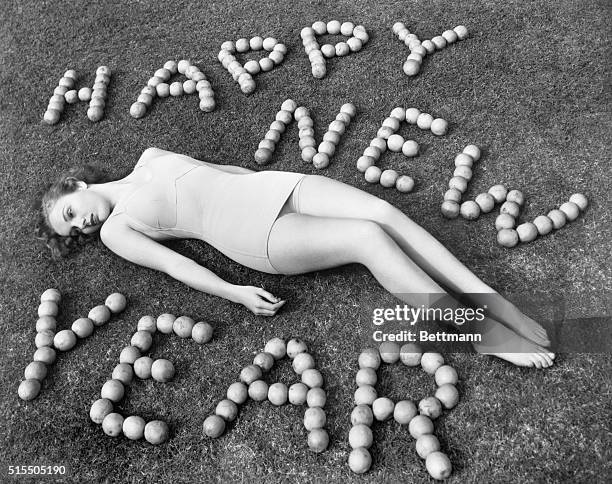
[67,208,73,218]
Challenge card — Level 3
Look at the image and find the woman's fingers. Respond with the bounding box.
[257,300,286,311]
[255,299,286,315]
[244,287,286,315]
[256,287,280,302]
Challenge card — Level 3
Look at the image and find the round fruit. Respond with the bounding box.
[38,301,58,318]
[372,397,395,421]
[203,415,225,438]
[421,352,444,374]
[134,357,154,379]
[302,369,324,388]
[400,343,422,366]
[292,353,315,375]
[33,347,56,365]
[36,316,56,332]
[303,407,326,430]
[498,228,519,248]
[264,337,286,359]
[253,352,275,372]
[215,399,239,421]
[248,380,269,401]
[286,338,308,358]
[151,359,175,382]
[379,341,400,363]
[358,348,381,369]
[435,384,459,409]
[192,322,213,343]
[40,288,61,303]
[102,413,124,437]
[130,330,153,352]
[349,424,373,449]
[547,209,567,229]
[71,317,94,338]
[306,388,327,408]
[119,346,140,364]
[156,313,176,334]
[18,379,41,401]
[53,329,77,351]
[416,434,441,459]
[88,305,111,325]
[533,215,554,235]
[100,379,125,402]
[112,363,134,385]
[123,415,146,440]
[351,405,374,426]
[517,222,538,243]
[441,201,460,219]
[348,447,372,474]
[268,382,289,406]
[24,361,47,381]
[488,184,508,203]
[90,398,114,424]
[569,193,588,211]
[288,383,309,405]
[409,415,434,438]
[426,451,452,480]
[418,396,443,419]
[144,420,170,445]
[396,175,415,193]
[226,382,248,404]
[105,293,127,313]
[354,385,377,406]
[240,364,263,384]
[434,365,458,386]
[308,429,329,452]
[393,400,418,424]
[559,201,580,221]
[495,213,516,231]
[173,316,195,338]
[355,368,377,386]
[506,189,525,206]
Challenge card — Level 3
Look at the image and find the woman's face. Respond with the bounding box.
[47,185,111,236]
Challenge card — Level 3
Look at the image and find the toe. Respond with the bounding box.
[530,355,542,369]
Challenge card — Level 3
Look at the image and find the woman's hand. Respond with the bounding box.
[233,286,286,316]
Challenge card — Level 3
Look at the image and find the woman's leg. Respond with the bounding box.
[285,175,550,347]
[268,213,554,368]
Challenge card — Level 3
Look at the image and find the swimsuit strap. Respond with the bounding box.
[106,156,199,233]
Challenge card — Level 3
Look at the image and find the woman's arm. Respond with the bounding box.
[99,220,285,315]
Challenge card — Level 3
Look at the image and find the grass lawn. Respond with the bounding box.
[1,0,611,482]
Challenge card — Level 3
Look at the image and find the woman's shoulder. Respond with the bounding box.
[136,147,170,167]
[135,147,202,170]
[99,213,129,243]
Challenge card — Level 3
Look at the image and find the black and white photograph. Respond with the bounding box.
[1,0,610,482]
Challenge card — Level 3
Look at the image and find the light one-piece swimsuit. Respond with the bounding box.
[108,150,306,274]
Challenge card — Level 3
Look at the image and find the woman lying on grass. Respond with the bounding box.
[37,147,555,368]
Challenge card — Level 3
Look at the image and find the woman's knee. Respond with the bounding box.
[351,220,394,260]
[368,198,402,225]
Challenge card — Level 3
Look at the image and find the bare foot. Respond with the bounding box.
[468,294,551,348]
[478,350,555,368]
[506,313,551,349]
[473,319,555,369]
